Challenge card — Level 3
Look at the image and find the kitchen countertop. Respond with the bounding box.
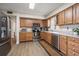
[45,31,79,39]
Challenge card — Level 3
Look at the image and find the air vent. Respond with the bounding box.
[7,11,13,14]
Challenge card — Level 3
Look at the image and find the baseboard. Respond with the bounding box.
[20,40,33,43]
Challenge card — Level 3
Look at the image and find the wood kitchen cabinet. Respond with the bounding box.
[20,18,27,27]
[26,20,33,27]
[42,20,48,27]
[46,32,52,44]
[57,3,79,25]
[40,32,45,40]
[19,32,27,41]
[26,32,33,41]
[59,35,67,55]
[65,7,73,24]
[67,36,79,56]
[20,17,44,27]
[73,5,76,24]
[19,32,33,42]
[57,11,65,25]
[74,4,79,23]
[41,32,52,44]
[40,32,47,41]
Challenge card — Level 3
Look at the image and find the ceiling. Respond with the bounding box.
[0,3,65,17]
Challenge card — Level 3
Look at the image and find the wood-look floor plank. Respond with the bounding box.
[8,42,49,56]
[40,41,60,56]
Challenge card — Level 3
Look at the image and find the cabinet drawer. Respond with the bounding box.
[74,38,79,44]
[68,49,75,56]
[74,42,79,53]
[68,37,75,42]
[75,52,79,56]
[68,40,75,51]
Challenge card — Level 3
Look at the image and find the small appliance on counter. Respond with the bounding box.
[40,27,48,32]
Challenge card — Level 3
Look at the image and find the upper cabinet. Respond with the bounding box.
[26,20,33,27]
[74,4,79,24]
[20,17,48,28]
[57,3,79,25]
[20,18,27,27]
[57,11,65,25]
[64,7,73,24]
[42,20,48,27]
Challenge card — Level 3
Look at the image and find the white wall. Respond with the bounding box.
[49,16,57,30]
[15,16,20,45]
[2,11,45,19]
[10,16,16,38]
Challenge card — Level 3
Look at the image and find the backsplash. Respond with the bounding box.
[20,28,32,32]
[61,24,79,30]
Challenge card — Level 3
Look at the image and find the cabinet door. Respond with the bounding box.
[65,7,73,24]
[40,32,45,40]
[68,49,75,56]
[26,32,33,41]
[26,20,33,27]
[75,4,79,23]
[19,32,27,42]
[47,33,52,44]
[59,35,67,55]
[42,20,47,27]
[73,5,76,24]
[75,52,79,56]
[20,19,26,27]
[57,11,65,25]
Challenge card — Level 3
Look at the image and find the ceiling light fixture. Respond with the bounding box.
[29,3,35,9]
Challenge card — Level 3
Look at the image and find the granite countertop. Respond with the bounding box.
[45,31,79,39]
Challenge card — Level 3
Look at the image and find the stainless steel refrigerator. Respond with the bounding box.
[0,16,11,56]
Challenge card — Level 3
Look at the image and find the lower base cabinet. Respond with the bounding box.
[19,32,33,42]
[68,36,79,56]
[26,32,33,41]
[59,35,67,55]
[40,32,52,44]
[46,33,52,44]
[19,32,27,42]
[59,36,79,56]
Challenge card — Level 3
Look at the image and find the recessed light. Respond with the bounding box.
[29,3,35,9]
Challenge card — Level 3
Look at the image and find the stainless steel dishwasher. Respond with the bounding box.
[52,33,60,50]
